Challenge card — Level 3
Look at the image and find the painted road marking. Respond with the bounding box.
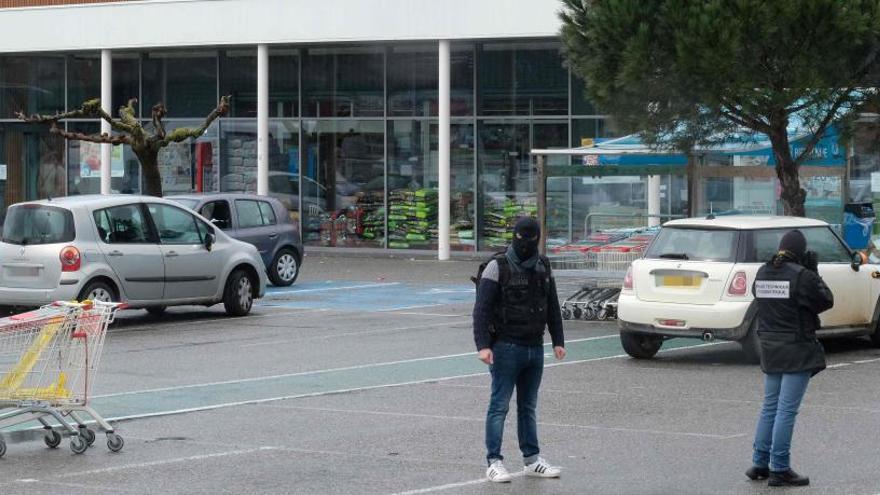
[390,473,526,495]
[267,282,401,294]
[74,337,711,426]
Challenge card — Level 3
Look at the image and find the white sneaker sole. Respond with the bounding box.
[525,470,561,478]
[488,476,513,483]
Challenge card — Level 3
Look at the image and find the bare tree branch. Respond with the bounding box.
[157,95,230,146]
[151,103,167,140]
[46,120,129,145]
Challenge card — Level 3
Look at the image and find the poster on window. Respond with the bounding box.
[79,142,124,178]
[158,142,193,193]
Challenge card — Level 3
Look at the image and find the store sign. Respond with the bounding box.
[79,142,124,178]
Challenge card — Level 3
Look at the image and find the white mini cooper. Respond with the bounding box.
[617,216,880,361]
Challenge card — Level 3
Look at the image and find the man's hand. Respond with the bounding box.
[478,348,494,365]
[554,346,566,360]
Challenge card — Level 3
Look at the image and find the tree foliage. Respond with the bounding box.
[560,0,880,215]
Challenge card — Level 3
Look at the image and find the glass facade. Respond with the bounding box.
[0,39,632,250]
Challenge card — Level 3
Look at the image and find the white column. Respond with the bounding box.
[438,40,451,260]
[648,174,662,227]
[257,44,269,196]
[100,49,112,195]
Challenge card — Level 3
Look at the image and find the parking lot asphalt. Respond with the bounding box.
[2,253,880,494]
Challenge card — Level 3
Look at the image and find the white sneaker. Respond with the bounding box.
[524,457,562,478]
[487,460,513,483]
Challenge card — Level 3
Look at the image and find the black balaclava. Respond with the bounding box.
[778,229,807,261]
[512,217,541,260]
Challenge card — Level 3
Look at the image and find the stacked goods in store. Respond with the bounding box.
[355,192,385,244]
[482,197,538,249]
[387,188,439,249]
[451,192,475,249]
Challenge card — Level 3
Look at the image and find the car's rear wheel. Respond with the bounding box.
[620,331,663,359]
[223,269,254,317]
[740,322,762,364]
[79,280,117,303]
[268,248,299,287]
[869,317,880,348]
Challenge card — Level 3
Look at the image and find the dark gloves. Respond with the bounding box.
[803,250,819,273]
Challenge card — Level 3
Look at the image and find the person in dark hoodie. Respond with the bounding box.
[746,230,834,487]
[473,216,566,483]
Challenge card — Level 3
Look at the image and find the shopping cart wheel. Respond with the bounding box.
[80,427,96,446]
[584,308,597,320]
[561,308,572,320]
[106,433,124,453]
[572,307,583,319]
[70,436,88,454]
[44,430,62,449]
[0,438,6,457]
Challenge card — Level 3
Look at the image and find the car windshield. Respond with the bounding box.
[2,204,75,245]
[645,228,737,262]
[168,198,199,210]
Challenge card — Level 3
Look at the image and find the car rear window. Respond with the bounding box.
[644,228,737,262]
[2,204,75,245]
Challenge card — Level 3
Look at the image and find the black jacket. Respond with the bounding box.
[753,258,834,375]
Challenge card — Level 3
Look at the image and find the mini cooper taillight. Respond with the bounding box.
[728,271,748,296]
[623,266,634,290]
[60,246,81,272]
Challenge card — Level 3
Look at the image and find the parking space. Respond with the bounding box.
[2,256,880,494]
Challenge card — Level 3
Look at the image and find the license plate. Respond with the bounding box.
[660,275,700,287]
[5,266,40,277]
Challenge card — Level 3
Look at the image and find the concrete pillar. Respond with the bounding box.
[648,174,662,227]
[438,40,451,260]
[100,49,112,195]
[257,44,269,196]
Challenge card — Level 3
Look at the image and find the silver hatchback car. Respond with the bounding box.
[0,195,268,316]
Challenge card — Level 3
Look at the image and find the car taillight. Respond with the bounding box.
[728,271,748,296]
[623,266,634,290]
[60,246,81,272]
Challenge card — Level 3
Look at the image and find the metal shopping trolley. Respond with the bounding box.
[0,300,124,456]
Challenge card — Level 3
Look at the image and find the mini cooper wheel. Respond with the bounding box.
[620,331,663,359]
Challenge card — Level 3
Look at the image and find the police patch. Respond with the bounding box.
[754,280,790,299]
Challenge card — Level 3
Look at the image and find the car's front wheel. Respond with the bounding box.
[78,280,117,304]
[268,248,299,287]
[223,269,254,317]
[620,331,663,359]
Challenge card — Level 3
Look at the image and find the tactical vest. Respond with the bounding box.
[493,256,551,341]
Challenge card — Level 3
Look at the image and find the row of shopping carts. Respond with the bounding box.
[560,279,622,321]
[0,300,124,456]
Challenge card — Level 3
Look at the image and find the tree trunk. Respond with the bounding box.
[768,120,806,217]
[135,147,163,197]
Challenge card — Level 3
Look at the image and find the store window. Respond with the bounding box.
[571,74,597,116]
[270,49,299,118]
[477,42,568,116]
[301,120,384,247]
[387,44,474,117]
[850,122,880,203]
[0,123,65,224]
[112,54,141,114]
[152,120,219,195]
[66,122,140,196]
[67,53,101,110]
[220,49,257,118]
[142,51,218,117]
[302,47,384,118]
[0,56,65,117]
[386,120,475,250]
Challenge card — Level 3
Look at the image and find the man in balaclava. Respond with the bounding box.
[746,230,833,487]
[472,216,566,483]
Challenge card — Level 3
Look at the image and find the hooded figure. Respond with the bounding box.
[746,229,834,487]
[471,216,566,483]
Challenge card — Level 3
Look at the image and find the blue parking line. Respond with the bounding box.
[260,281,475,312]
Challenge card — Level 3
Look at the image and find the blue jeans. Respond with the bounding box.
[485,341,544,466]
[752,372,811,472]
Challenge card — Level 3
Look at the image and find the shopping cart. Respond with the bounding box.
[0,300,124,456]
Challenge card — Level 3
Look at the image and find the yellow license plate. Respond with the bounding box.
[660,275,700,287]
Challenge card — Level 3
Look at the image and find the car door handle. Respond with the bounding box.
[268,233,279,239]
[108,250,124,257]
[165,251,179,258]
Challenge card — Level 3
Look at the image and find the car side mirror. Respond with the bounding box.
[852,251,864,272]
[205,232,216,252]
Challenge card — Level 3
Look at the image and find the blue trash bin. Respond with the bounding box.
[843,203,875,249]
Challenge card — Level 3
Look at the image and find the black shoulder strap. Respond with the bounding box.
[495,255,510,286]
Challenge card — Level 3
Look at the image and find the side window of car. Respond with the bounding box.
[802,227,851,263]
[236,200,264,229]
[148,203,203,244]
[93,205,151,244]
[258,201,277,225]
[200,201,232,230]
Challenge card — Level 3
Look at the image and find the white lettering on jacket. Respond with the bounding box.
[755,280,790,299]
